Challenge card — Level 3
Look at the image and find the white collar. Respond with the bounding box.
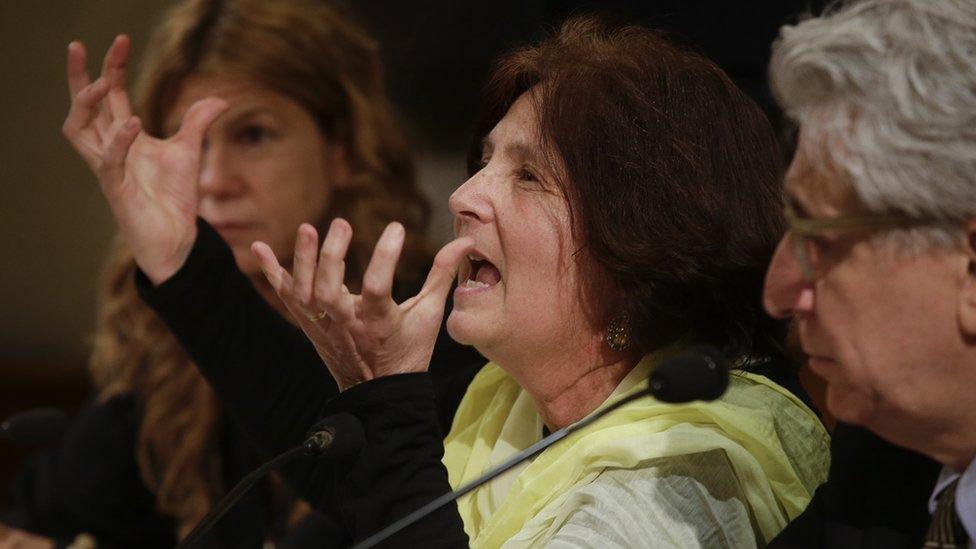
[929,458,976,543]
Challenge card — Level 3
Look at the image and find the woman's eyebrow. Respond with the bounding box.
[223,107,275,127]
[503,141,541,163]
[480,137,494,158]
[479,136,542,165]
[163,106,274,136]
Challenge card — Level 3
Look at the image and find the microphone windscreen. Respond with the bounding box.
[304,412,365,459]
[1,408,68,446]
[649,346,729,403]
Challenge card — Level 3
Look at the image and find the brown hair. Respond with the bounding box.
[90,0,429,537]
[470,15,787,360]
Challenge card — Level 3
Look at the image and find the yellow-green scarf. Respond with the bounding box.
[442,353,830,547]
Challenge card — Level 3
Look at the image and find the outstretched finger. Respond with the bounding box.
[420,236,474,305]
[252,241,291,294]
[361,222,404,320]
[66,41,91,97]
[100,35,130,88]
[292,224,319,305]
[173,97,229,149]
[253,241,326,329]
[100,35,132,120]
[313,218,352,314]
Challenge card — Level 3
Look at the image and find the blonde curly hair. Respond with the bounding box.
[89,0,430,538]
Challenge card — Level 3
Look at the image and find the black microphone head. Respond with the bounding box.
[303,412,365,459]
[1,408,68,446]
[649,346,730,403]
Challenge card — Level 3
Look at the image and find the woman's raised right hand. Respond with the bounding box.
[62,35,228,284]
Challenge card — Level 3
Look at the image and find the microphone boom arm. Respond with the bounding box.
[176,445,307,549]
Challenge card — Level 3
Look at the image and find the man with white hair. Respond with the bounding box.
[763,0,976,547]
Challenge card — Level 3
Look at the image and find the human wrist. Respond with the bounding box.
[138,225,198,286]
[335,370,374,392]
[327,372,434,411]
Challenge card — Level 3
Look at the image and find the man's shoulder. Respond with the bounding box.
[769,423,942,548]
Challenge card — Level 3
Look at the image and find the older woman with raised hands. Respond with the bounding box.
[4,0,481,547]
[87,15,829,549]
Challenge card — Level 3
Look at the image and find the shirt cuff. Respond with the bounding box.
[322,373,438,419]
[134,217,236,311]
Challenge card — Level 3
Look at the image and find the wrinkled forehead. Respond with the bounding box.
[785,125,863,217]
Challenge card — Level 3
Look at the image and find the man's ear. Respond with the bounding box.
[958,220,976,339]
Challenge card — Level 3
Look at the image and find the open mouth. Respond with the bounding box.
[461,254,502,289]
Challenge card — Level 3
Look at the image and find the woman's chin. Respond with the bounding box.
[446,312,473,344]
[446,310,491,347]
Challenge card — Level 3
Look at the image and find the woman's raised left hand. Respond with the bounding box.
[252,219,473,391]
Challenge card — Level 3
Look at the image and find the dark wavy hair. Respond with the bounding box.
[469,15,788,362]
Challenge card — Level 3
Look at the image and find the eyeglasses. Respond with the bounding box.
[784,203,938,281]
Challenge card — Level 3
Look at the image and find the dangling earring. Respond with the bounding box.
[605,313,631,351]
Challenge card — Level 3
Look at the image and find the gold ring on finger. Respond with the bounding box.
[306,310,328,322]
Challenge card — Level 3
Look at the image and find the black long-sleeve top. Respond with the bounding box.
[4,218,482,548]
[132,219,482,545]
[3,392,356,548]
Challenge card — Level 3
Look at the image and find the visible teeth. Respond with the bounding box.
[463,279,490,288]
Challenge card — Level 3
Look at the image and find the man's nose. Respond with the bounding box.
[764,235,815,318]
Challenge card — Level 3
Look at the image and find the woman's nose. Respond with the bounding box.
[764,235,815,318]
[198,141,244,197]
[449,172,493,230]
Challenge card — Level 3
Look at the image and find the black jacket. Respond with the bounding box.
[133,219,483,546]
[768,422,941,548]
[3,393,349,548]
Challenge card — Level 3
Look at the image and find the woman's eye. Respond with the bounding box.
[516,167,538,183]
[236,125,273,146]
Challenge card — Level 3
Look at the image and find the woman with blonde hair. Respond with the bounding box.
[2,0,480,546]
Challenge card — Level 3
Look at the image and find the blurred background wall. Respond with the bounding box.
[0,0,824,506]
[1,0,175,506]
